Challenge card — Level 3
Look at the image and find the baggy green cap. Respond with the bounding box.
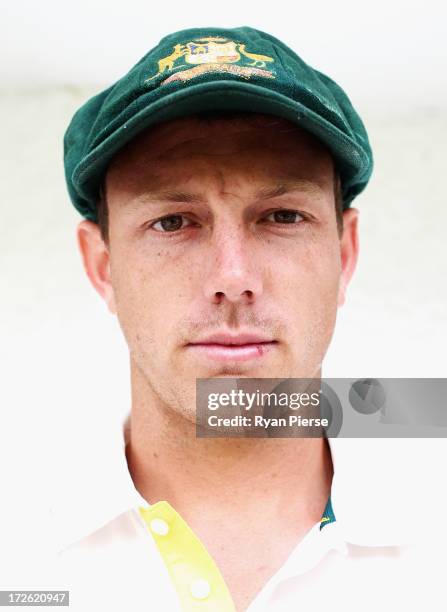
[64,26,373,221]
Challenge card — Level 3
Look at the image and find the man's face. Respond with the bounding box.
[78,115,358,419]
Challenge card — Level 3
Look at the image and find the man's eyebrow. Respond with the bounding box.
[131,190,205,205]
[255,180,324,200]
[120,189,205,213]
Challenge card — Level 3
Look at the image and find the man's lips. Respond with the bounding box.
[186,333,278,363]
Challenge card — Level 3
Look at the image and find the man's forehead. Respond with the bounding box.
[119,180,329,211]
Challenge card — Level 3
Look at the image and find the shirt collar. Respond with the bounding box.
[54,417,409,553]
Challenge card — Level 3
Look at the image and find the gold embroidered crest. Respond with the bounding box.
[145,37,275,85]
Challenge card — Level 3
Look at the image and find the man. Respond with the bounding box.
[58,26,442,611]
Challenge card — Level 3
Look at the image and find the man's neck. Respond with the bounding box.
[126,379,333,531]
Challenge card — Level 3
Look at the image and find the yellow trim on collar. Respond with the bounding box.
[139,501,236,611]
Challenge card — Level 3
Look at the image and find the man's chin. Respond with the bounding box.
[190,362,279,379]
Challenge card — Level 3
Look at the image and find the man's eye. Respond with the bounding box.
[264,210,304,224]
[151,215,193,232]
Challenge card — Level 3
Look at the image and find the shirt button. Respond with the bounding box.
[190,578,211,600]
[149,518,169,536]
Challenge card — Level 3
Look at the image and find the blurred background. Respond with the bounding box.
[1,0,446,587]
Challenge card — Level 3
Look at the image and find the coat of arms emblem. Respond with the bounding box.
[145,37,275,85]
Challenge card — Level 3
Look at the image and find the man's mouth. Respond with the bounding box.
[186,332,278,363]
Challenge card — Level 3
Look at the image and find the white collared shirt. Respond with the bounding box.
[53,420,446,611]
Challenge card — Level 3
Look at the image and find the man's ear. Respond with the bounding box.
[76,220,117,314]
[338,207,359,307]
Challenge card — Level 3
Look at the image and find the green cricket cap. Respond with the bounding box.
[64,26,373,221]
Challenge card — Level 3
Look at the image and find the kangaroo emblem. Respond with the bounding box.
[145,44,188,81]
[238,44,274,68]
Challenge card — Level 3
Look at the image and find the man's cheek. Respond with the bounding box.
[111,274,155,339]
[285,265,339,334]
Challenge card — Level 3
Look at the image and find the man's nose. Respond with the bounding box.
[202,227,264,305]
